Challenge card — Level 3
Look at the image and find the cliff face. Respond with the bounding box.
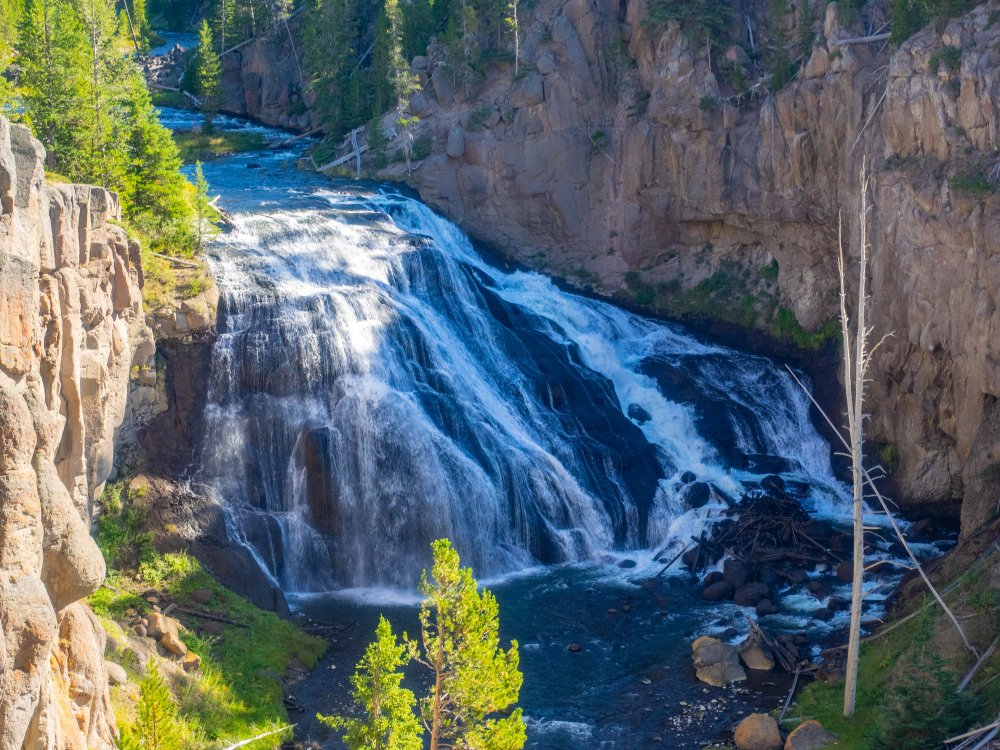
[376,0,1000,531]
[0,119,153,749]
[220,11,317,131]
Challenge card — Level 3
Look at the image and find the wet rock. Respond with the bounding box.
[814,607,834,621]
[756,598,779,616]
[787,568,809,585]
[808,580,832,600]
[835,561,854,583]
[703,571,724,586]
[701,581,735,601]
[691,636,746,687]
[618,559,637,569]
[680,470,697,484]
[684,481,712,509]
[735,713,782,750]
[784,719,837,749]
[628,403,652,424]
[828,596,850,611]
[723,559,754,588]
[760,475,786,493]
[568,643,582,652]
[734,582,770,607]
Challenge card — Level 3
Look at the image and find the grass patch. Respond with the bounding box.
[771,307,839,349]
[173,128,268,164]
[93,480,326,749]
[151,89,195,109]
[951,171,996,198]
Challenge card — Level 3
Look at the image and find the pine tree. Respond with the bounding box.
[75,0,128,186]
[318,617,424,750]
[414,540,525,750]
[304,0,363,137]
[123,658,184,750]
[195,19,222,126]
[381,0,420,170]
[17,0,90,173]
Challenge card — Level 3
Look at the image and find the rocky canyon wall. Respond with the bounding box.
[221,0,1000,528]
[0,118,153,749]
[379,0,1000,532]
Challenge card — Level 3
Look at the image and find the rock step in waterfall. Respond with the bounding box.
[191,171,850,594]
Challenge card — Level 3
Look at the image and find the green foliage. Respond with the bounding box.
[93,476,325,749]
[771,307,839,349]
[758,259,779,281]
[890,0,978,45]
[319,617,424,750]
[120,659,185,750]
[950,171,996,197]
[416,539,526,750]
[172,128,267,163]
[645,0,732,49]
[873,650,981,749]
[195,20,222,122]
[698,95,719,111]
[368,118,389,169]
[877,441,900,473]
[929,44,962,72]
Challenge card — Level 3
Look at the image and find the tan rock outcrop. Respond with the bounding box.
[381,0,999,527]
[0,117,153,750]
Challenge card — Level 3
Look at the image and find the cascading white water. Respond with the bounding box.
[194,174,848,594]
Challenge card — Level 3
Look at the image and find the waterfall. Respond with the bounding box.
[196,182,846,594]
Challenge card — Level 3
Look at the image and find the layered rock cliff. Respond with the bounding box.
[372,0,999,531]
[0,119,153,749]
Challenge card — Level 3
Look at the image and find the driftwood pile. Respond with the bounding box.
[680,483,848,576]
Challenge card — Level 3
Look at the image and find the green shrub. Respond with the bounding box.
[646,0,733,48]
[410,133,433,161]
[698,95,719,110]
[929,45,962,72]
[951,172,995,197]
[771,307,839,349]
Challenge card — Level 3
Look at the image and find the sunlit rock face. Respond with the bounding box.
[0,117,153,750]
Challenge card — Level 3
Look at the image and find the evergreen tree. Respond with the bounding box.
[122,658,184,750]
[195,19,222,125]
[17,0,90,172]
[381,0,420,170]
[304,0,363,137]
[75,0,128,186]
[414,540,525,750]
[318,617,424,750]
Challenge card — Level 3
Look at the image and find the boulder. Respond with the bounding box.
[190,588,213,605]
[723,559,754,588]
[160,629,188,657]
[105,660,128,685]
[734,582,770,607]
[735,714,783,750]
[784,720,837,749]
[760,475,786,493]
[684,481,712,508]
[145,612,175,640]
[756,598,779,616]
[738,637,775,671]
[691,636,746,687]
[445,126,466,159]
[835,561,853,583]
[181,652,202,672]
[703,571,724,586]
[701,581,735,601]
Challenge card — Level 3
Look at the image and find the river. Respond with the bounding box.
[157,108,939,748]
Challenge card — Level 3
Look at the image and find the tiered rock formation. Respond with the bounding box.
[383,0,999,529]
[0,118,153,750]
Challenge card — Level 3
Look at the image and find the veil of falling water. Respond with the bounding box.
[174,110,850,596]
